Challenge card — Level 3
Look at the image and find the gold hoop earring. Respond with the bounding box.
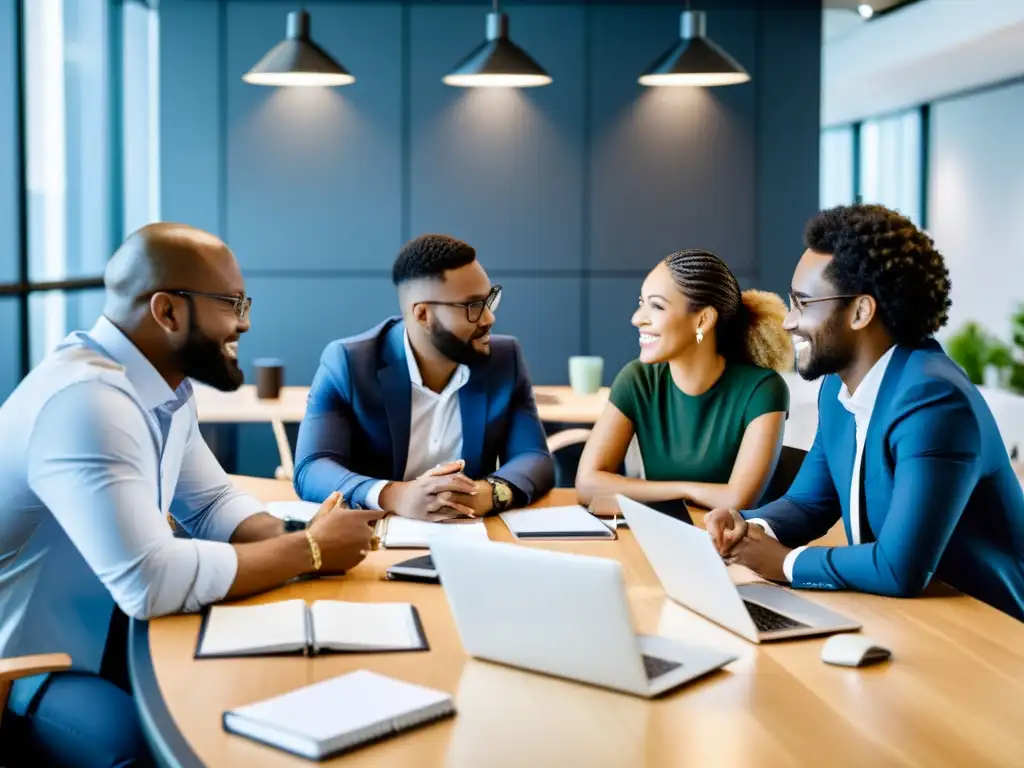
[696,328,704,344]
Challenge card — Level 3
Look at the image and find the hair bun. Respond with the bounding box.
[739,290,793,371]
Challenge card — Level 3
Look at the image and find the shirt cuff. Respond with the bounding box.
[782,546,808,583]
[205,492,266,542]
[364,480,389,511]
[184,539,239,613]
[745,517,778,541]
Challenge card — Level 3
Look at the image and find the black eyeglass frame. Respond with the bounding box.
[164,290,253,320]
[788,291,859,314]
[417,284,502,323]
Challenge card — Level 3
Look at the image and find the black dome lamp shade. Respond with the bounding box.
[243,9,355,87]
[443,1,552,88]
[639,9,750,87]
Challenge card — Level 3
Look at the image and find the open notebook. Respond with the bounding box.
[223,670,455,760]
[195,600,428,658]
[376,515,490,549]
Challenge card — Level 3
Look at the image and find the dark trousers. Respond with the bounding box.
[0,610,154,768]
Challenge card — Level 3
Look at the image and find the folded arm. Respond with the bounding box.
[488,341,555,504]
[293,352,380,506]
[28,385,316,621]
[789,381,982,596]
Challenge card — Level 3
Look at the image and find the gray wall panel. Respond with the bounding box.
[588,5,757,274]
[225,2,403,271]
[488,275,582,385]
[755,1,822,297]
[241,274,400,385]
[408,5,587,272]
[159,0,223,236]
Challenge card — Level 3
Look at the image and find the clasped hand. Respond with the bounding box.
[382,460,490,522]
[704,507,791,583]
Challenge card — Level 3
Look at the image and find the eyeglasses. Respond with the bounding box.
[419,285,502,323]
[788,291,858,314]
[167,290,252,320]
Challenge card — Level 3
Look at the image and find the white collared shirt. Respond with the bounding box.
[0,316,264,705]
[748,345,896,581]
[364,332,470,509]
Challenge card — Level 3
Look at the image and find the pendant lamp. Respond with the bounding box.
[639,9,750,87]
[443,1,552,88]
[243,9,355,87]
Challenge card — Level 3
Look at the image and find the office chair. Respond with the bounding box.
[0,654,72,728]
[755,445,807,507]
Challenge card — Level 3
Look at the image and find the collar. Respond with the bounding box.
[87,315,183,411]
[403,330,469,394]
[837,345,897,421]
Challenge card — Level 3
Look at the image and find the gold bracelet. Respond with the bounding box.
[304,529,322,571]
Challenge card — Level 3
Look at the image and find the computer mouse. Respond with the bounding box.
[821,634,892,667]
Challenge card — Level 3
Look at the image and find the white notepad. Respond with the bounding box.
[266,500,321,524]
[195,599,428,658]
[379,516,490,549]
[499,506,615,540]
[223,670,455,760]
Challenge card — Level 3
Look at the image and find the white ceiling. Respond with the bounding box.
[822,0,1024,125]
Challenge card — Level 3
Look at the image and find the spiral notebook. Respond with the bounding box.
[194,599,428,658]
[223,670,455,760]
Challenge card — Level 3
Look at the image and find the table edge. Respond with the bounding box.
[129,618,205,768]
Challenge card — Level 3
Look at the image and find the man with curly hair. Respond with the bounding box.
[707,204,1024,621]
[294,234,554,521]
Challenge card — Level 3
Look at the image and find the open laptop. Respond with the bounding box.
[617,495,861,643]
[429,538,736,698]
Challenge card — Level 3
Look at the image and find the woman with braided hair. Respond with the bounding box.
[576,249,792,511]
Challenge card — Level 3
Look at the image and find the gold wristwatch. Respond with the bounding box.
[485,477,514,512]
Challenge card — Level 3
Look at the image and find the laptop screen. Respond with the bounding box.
[640,499,693,525]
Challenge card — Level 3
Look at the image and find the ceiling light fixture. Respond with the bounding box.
[857,4,875,19]
[639,8,750,87]
[243,9,355,87]
[443,0,552,88]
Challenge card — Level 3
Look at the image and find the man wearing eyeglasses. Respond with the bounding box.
[294,233,555,520]
[706,204,1024,622]
[0,223,382,765]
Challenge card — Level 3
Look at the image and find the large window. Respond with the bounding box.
[858,109,924,226]
[820,125,856,210]
[0,0,160,389]
[819,107,926,227]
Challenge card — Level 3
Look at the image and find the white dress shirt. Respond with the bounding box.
[0,316,264,711]
[364,332,471,509]
[749,346,896,581]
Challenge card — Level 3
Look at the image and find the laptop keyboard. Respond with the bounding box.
[743,600,808,632]
[642,654,682,679]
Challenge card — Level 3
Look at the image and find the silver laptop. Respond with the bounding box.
[618,495,861,643]
[429,538,736,698]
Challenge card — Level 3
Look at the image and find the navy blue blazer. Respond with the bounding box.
[744,340,1024,621]
[293,317,555,509]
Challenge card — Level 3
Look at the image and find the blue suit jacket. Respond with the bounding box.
[744,340,1024,621]
[293,317,555,509]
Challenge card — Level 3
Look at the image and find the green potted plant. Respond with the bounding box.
[946,321,994,386]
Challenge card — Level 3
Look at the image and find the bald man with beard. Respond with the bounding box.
[0,224,382,767]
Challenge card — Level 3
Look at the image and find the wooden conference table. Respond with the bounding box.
[130,478,1024,767]
[193,383,610,425]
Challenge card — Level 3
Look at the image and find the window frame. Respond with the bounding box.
[0,0,149,377]
[820,104,930,230]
